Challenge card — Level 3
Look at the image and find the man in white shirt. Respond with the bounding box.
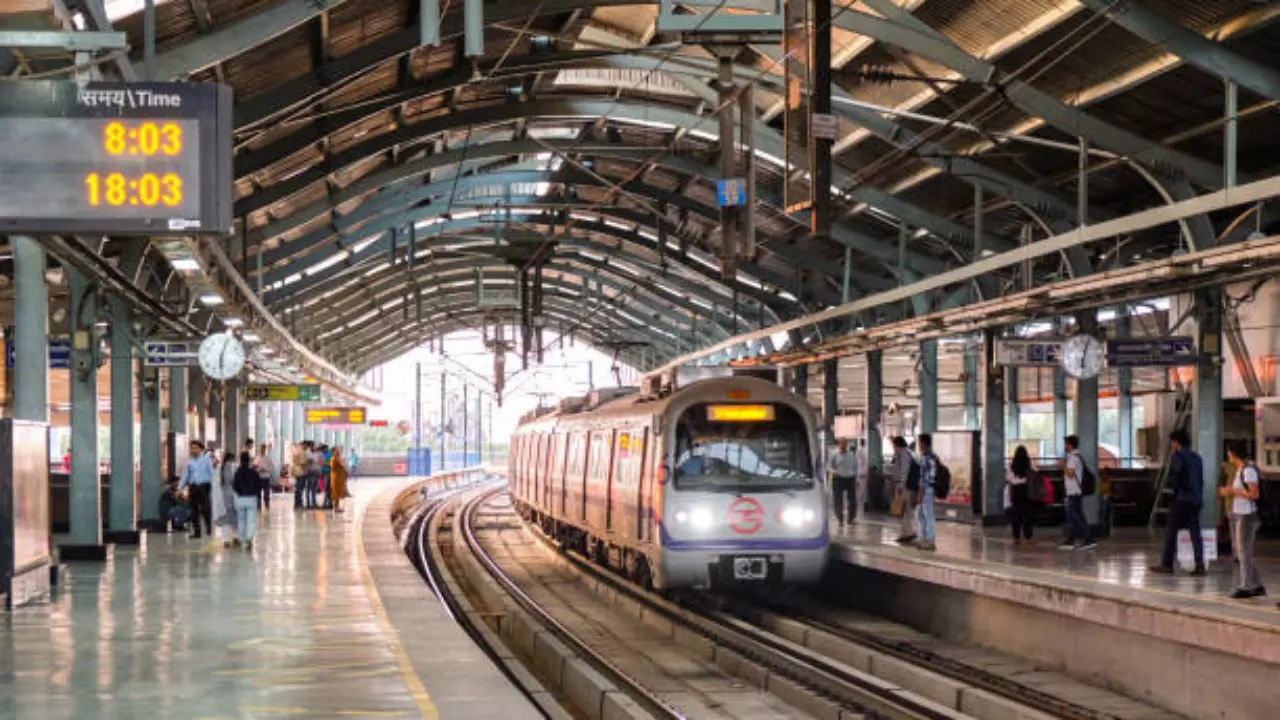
[1061,435,1096,550]
[827,439,858,528]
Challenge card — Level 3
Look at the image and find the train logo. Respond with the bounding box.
[728,497,765,534]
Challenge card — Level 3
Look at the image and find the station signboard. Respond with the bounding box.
[143,339,200,366]
[5,338,71,369]
[244,384,321,402]
[0,80,232,235]
[1106,337,1196,367]
[305,406,367,425]
[993,339,1064,367]
[716,177,746,207]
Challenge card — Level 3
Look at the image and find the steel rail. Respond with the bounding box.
[460,487,687,720]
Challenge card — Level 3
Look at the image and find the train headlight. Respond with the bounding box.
[781,505,816,528]
[674,507,713,530]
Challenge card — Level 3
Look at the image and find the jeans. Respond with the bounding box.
[294,477,303,509]
[304,474,319,508]
[1230,513,1262,590]
[1161,500,1204,569]
[916,485,936,542]
[1065,494,1092,545]
[832,475,856,524]
[188,483,212,536]
[235,495,259,542]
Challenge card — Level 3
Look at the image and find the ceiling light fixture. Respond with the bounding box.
[222,317,244,328]
[170,257,200,272]
[198,293,223,306]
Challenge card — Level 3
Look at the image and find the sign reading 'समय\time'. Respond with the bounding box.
[0,80,232,236]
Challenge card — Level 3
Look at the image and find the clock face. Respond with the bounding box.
[1062,335,1104,379]
[198,332,245,380]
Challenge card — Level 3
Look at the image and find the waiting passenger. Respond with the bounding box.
[216,451,240,548]
[232,451,262,551]
[1006,446,1037,545]
[178,440,214,538]
[1221,444,1264,598]
[1150,430,1206,575]
[827,438,858,529]
[914,434,937,551]
[292,442,308,509]
[1060,435,1097,551]
[330,446,349,514]
[321,444,334,509]
[891,436,918,544]
[255,443,274,512]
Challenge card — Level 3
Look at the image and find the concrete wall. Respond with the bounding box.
[824,561,1278,720]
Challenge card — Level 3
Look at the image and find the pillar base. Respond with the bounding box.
[58,543,111,561]
[104,529,143,545]
[50,562,67,587]
[137,519,168,532]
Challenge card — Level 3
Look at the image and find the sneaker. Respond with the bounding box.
[916,541,936,551]
[1230,588,1255,599]
[1190,566,1207,577]
[1148,565,1174,574]
[1079,542,1098,550]
[896,535,917,544]
[1252,586,1267,597]
[245,541,253,551]
[1057,542,1077,551]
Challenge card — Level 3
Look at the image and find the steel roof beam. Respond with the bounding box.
[1078,0,1280,102]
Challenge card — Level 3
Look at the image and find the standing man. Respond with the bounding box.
[827,438,858,529]
[891,436,918,544]
[1151,429,1207,575]
[1060,435,1098,551]
[178,440,214,539]
[855,438,869,519]
[255,443,275,512]
[915,434,938,551]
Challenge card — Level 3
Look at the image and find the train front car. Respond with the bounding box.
[655,377,828,591]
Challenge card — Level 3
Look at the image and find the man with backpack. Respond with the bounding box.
[1151,429,1207,575]
[914,434,949,552]
[1060,435,1098,551]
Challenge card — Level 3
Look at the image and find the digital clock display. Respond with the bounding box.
[0,81,231,235]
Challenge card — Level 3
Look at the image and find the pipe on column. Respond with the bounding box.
[919,340,938,434]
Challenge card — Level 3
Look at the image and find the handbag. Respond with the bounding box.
[889,491,905,517]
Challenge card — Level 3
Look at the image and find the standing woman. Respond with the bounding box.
[1006,445,1037,545]
[1221,444,1265,599]
[330,446,349,514]
[215,451,240,547]
[232,451,262,550]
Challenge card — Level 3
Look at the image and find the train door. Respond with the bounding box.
[564,431,586,521]
[511,434,523,499]
[550,432,566,513]
[634,426,650,542]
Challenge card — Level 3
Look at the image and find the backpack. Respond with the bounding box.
[933,457,952,499]
[1246,464,1274,523]
[1079,458,1097,496]
[906,456,921,492]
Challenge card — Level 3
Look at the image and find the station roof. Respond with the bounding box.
[8,1,1280,382]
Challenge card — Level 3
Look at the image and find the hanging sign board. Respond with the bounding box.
[0,80,233,235]
[810,112,838,140]
[716,178,746,207]
[1106,337,1196,367]
[244,384,321,402]
[305,406,367,425]
[143,339,200,366]
[5,338,72,369]
[994,339,1065,367]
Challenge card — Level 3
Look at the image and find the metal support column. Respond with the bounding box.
[1006,364,1020,443]
[168,368,186,434]
[823,358,838,440]
[439,369,447,471]
[463,0,483,58]
[810,0,832,239]
[255,401,267,454]
[981,330,1006,521]
[293,401,304,444]
[1225,79,1238,189]
[1117,307,1134,469]
[224,382,240,454]
[272,401,284,471]
[237,386,250,451]
[864,351,883,474]
[1195,289,1223,529]
[63,267,106,559]
[841,246,853,304]
[792,363,808,397]
[462,383,470,464]
[919,340,938,434]
[190,371,206,442]
[963,349,979,430]
[717,53,741,280]
[11,237,48,422]
[139,365,163,529]
[107,296,138,543]
[1075,313,1101,527]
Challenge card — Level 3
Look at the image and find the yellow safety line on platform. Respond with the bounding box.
[355,494,442,720]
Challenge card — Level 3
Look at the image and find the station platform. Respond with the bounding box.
[827,515,1280,719]
[0,478,538,720]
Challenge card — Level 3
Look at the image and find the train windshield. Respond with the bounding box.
[672,403,813,491]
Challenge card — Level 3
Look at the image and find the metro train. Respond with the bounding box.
[509,370,829,591]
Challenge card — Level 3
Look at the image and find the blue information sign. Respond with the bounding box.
[1106,337,1196,367]
[5,338,72,369]
[716,178,746,207]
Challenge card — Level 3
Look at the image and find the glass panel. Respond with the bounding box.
[672,403,813,491]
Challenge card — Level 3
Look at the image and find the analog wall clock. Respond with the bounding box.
[198,331,245,380]
[1061,334,1104,379]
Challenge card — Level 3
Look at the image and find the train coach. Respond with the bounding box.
[509,370,828,591]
